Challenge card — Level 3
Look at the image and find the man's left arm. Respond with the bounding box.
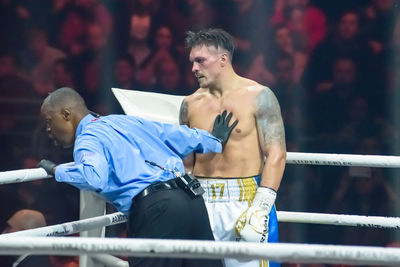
[234,87,286,243]
[256,87,286,191]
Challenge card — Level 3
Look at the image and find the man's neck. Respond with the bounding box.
[209,70,240,98]
[74,110,90,129]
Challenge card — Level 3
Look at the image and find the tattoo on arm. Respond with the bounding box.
[179,100,190,126]
[255,87,286,150]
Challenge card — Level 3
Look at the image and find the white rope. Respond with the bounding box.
[0,212,127,237]
[287,152,400,167]
[3,210,399,238]
[1,237,400,266]
[1,153,400,185]
[0,162,73,185]
[0,167,51,184]
[91,254,128,267]
[278,211,400,229]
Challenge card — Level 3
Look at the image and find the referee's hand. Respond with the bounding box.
[37,159,56,176]
[211,110,238,146]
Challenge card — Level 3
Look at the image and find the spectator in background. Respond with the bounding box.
[271,0,326,52]
[310,57,361,143]
[79,22,114,112]
[273,25,308,83]
[111,54,137,113]
[74,0,112,37]
[303,10,372,94]
[273,54,307,155]
[82,23,108,91]
[0,52,36,133]
[113,54,136,91]
[153,58,186,95]
[138,24,182,89]
[24,29,66,96]
[222,0,268,74]
[248,25,308,87]
[273,54,305,109]
[1,209,79,267]
[2,209,46,234]
[167,0,218,46]
[55,6,88,57]
[127,13,152,86]
[363,0,398,55]
[127,0,166,23]
[53,58,76,89]
[337,96,396,153]
[0,209,51,267]
[327,136,396,246]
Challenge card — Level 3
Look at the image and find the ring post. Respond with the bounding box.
[80,191,106,267]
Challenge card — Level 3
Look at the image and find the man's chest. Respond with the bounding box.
[188,95,256,137]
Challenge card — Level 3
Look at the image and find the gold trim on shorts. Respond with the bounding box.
[197,176,259,205]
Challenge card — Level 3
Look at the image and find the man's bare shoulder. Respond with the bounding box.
[183,88,211,104]
[240,77,271,96]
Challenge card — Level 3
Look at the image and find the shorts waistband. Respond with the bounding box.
[197,176,260,203]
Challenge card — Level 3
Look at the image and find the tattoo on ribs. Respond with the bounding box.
[256,88,285,148]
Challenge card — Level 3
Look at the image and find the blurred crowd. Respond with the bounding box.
[1,0,400,265]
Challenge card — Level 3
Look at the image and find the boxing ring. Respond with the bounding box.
[1,89,400,267]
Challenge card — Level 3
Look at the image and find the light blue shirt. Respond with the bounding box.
[55,114,222,214]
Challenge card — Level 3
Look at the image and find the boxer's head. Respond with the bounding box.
[40,87,89,149]
[185,29,236,89]
[2,209,46,234]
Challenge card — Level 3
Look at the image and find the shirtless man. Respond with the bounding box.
[180,28,286,267]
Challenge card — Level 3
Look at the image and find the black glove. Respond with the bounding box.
[37,159,56,176]
[211,110,239,146]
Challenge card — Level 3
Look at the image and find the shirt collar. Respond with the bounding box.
[76,113,97,138]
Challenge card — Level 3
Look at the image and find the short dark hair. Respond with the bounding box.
[44,87,86,112]
[184,28,236,60]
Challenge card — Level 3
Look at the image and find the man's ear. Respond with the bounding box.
[220,53,228,67]
[61,108,71,121]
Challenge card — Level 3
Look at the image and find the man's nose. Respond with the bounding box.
[192,62,199,73]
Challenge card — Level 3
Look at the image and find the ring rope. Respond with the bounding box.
[287,152,400,167]
[1,153,399,185]
[0,212,127,237]
[277,211,400,228]
[1,237,400,266]
[91,254,128,267]
[2,209,400,239]
[0,162,73,185]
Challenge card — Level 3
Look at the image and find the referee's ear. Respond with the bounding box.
[62,108,71,121]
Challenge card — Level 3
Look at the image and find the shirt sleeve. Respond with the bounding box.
[54,134,109,191]
[142,119,222,158]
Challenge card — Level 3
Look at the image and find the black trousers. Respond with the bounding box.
[127,184,223,267]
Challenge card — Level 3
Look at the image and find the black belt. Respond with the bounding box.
[133,179,179,204]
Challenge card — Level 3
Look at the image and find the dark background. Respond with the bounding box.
[1,0,400,266]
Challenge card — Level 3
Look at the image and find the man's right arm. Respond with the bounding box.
[179,99,190,126]
[54,135,109,191]
[179,99,194,171]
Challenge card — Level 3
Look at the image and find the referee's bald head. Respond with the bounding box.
[42,87,87,113]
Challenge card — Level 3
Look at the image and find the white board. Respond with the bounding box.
[112,88,184,125]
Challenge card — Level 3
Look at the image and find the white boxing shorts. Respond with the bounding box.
[198,175,279,267]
